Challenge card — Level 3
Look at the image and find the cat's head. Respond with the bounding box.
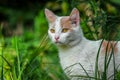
[45,8,83,47]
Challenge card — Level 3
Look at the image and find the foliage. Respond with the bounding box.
[0,6,67,80]
[0,0,120,80]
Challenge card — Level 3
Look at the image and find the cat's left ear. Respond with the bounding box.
[70,8,80,26]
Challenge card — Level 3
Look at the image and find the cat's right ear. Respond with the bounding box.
[45,8,57,23]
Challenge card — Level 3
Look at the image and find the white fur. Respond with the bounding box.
[58,25,120,80]
[45,8,120,80]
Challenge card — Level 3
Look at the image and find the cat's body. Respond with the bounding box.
[45,8,120,80]
[59,38,120,80]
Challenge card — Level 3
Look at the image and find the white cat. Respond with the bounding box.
[45,8,120,80]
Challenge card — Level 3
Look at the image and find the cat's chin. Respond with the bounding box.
[54,41,65,46]
[55,42,63,45]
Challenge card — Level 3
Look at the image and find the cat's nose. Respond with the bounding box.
[55,36,59,41]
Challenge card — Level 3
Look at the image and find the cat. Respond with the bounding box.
[45,8,120,80]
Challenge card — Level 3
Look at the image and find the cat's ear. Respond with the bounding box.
[45,8,57,23]
[70,8,80,26]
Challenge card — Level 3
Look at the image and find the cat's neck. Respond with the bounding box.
[58,37,89,63]
[58,36,88,50]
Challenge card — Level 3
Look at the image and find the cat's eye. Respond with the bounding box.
[50,29,55,33]
[62,28,69,33]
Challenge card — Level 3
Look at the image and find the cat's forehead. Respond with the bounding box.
[60,16,70,23]
[60,16,72,28]
[55,16,72,28]
[49,16,72,29]
[49,17,61,28]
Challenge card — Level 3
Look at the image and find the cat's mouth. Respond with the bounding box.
[55,41,61,44]
[55,41,64,45]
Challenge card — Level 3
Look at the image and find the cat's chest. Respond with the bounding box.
[59,50,80,68]
[58,48,96,77]
[58,47,96,69]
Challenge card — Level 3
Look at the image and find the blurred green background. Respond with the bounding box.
[0,0,120,80]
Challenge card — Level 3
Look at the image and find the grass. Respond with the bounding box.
[0,7,68,80]
[0,0,120,80]
[0,34,68,80]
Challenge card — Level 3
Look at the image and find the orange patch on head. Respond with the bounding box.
[101,41,118,54]
[60,17,72,29]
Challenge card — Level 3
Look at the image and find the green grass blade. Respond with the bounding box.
[102,41,110,80]
[12,36,22,80]
[95,39,104,79]
[0,55,12,68]
[1,48,4,80]
[78,63,90,78]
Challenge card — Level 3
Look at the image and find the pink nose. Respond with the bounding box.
[55,36,59,41]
